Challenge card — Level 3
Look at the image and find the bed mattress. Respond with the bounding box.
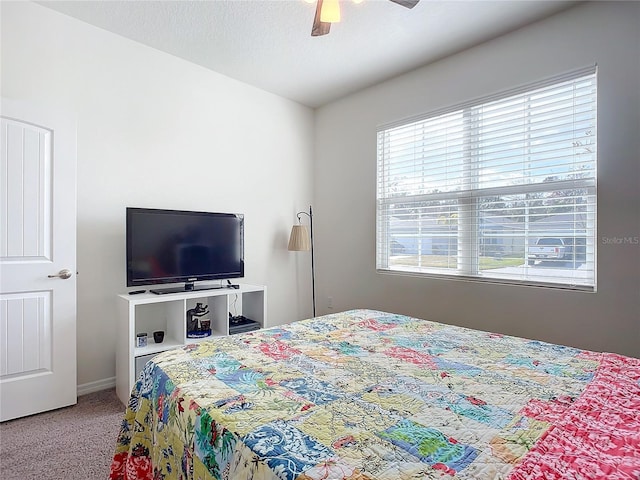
[110,309,640,480]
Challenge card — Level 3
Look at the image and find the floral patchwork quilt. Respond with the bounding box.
[110,309,640,480]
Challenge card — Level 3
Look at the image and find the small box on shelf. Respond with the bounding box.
[229,315,261,335]
[136,332,148,347]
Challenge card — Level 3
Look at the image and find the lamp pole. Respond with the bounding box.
[296,206,315,317]
[309,205,315,317]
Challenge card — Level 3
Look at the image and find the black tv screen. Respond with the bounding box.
[126,208,244,290]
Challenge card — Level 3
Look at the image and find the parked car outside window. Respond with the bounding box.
[527,238,572,265]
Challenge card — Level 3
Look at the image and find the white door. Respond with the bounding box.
[0,98,77,421]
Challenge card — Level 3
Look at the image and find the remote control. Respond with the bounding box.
[128,290,146,295]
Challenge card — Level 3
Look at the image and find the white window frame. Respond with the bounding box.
[376,66,597,291]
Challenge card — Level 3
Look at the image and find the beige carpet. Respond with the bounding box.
[0,388,125,480]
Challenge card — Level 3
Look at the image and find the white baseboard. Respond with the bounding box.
[77,376,116,396]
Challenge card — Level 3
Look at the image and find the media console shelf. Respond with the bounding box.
[115,283,267,404]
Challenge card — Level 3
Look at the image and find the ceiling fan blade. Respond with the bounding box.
[311,0,331,36]
[388,0,420,8]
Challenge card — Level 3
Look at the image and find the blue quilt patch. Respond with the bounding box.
[243,420,333,480]
[280,377,342,404]
[216,369,265,393]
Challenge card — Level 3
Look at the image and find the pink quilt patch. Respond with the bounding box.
[509,353,640,480]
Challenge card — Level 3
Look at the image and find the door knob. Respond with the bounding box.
[48,269,73,279]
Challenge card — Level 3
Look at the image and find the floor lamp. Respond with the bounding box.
[288,205,316,317]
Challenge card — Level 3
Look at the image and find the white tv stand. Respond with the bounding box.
[115,283,267,405]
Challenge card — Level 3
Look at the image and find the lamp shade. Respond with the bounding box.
[288,225,311,251]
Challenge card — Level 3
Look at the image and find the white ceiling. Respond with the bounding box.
[38,0,579,108]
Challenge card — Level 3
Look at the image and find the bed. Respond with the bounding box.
[110,309,640,480]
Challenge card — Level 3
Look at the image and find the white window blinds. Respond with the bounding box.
[377,67,597,290]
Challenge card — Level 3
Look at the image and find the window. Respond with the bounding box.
[376,67,597,290]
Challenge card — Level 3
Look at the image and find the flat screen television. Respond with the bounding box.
[126,207,244,294]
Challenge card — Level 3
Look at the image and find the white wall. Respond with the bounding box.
[1,1,316,388]
[315,1,640,358]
